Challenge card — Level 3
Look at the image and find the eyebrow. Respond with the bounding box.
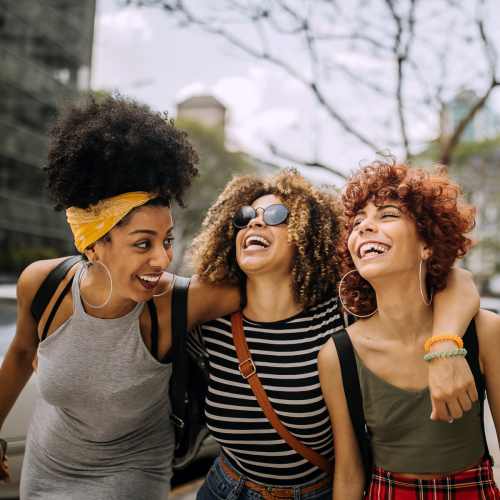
[128,227,174,236]
[355,204,401,216]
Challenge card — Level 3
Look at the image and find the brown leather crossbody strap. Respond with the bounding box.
[230,312,330,474]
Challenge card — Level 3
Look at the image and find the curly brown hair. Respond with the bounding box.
[339,160,476,316]
[190,169,342,308]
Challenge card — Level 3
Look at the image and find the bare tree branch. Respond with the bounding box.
[476,0,498,78]
[137,0,380,152]
[385,0,417,159]
[125,0,500,170]
[440,79,498,165]
[440,2,499,165]
[268,142,347,179]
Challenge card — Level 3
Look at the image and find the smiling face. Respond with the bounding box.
[235,194,295,278]
[347,200,428,281]
[91,204,174,303]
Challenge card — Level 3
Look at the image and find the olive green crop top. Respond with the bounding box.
[354,348,485,474]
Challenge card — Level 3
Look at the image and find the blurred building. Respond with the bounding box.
[0,0,96,275]
[453,146,500,295]
[177,94,226,131]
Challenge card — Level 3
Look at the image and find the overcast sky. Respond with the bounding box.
[92,0,500,186]
[91,0,377,184]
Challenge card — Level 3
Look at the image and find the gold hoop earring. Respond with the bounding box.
[79,260,113,309]
[153,272,174,298]
[338,269,377,319]
[419,259,433,306]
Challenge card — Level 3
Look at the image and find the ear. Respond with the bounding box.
[83,244,97,263]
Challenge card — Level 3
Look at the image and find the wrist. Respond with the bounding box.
[424,348,467,363]
[424,334,463,352]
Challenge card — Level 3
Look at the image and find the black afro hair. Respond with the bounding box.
[45,94,199,210]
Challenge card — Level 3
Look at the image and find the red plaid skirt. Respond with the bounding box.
[365,458,500,499]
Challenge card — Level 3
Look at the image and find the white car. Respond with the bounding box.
[0,287,38,499]
[481,296,500,314]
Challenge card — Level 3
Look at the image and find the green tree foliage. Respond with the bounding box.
[171,118,257,273]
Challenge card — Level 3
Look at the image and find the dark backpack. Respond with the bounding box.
[168,276,210,470]
[31,257,210,470]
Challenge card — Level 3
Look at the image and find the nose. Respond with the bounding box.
[150,245,172,270]
[357,217,377,234]
[247,208,265,228]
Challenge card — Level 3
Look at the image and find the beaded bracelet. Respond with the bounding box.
[424,334,464,353]
[423,348,467,363]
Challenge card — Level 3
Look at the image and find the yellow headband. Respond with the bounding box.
[66,191,158,253]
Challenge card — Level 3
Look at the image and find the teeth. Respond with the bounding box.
[139,275,160,283]
[359,242,390,258]
[245,235,270,248]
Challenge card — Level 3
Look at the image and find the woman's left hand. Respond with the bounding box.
[428,342,478,422]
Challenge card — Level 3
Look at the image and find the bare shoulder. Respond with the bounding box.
[187,274,240,327]
[17,257,71,306]
[318,336,336,361]
[475,308,500,345]
[345,320,365,337]
[318,336,341,374]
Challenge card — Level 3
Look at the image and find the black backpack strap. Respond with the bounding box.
[31,255,83,323]
[331,329,373,489]
[462,319,491,459]
[40,278,74,342]
[147,300,159,360]
[170,276,191,433]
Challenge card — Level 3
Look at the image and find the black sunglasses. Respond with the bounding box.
[233,204,289,229]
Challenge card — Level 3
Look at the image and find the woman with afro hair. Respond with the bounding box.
[318,161,500,498]
[188,168,481,500]
[0,95,239,500]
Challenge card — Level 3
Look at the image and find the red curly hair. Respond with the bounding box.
[339,160,476,317]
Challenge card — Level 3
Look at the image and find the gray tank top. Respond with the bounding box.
[354,350,484,474]
[20,266,175,500]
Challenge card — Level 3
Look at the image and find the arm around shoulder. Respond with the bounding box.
[432,267,479,338]
[428,267,480,421]
[186,275,240,329]
[318,338,364,500]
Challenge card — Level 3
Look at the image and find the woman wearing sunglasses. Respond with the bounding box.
[318,161,499,499]
[189,169,481,499]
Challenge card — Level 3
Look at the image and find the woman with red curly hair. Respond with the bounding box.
[318,161,500,499]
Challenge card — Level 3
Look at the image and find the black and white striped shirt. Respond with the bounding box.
[191,296,344,486]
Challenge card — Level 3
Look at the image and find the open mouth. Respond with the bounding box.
[244,234,271,251]
[358,242,391,259]
[137,274,162,290]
